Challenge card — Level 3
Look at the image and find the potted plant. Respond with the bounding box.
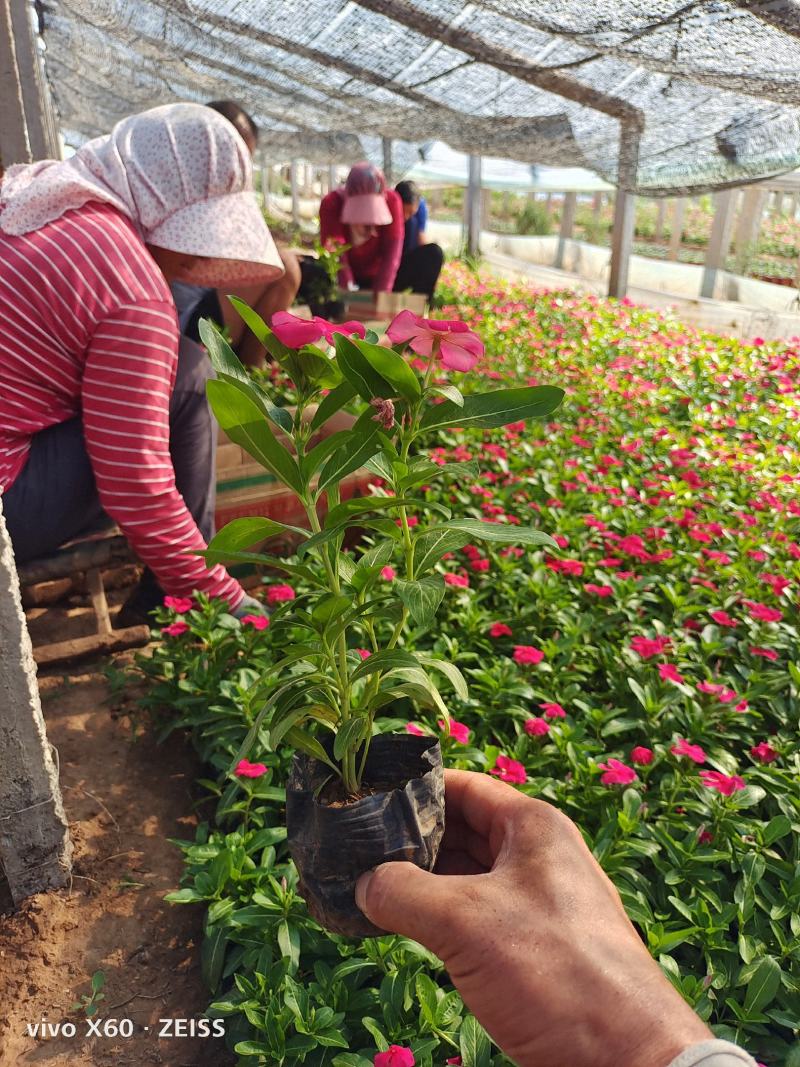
[199,303,564,936]
[304,237,349,321]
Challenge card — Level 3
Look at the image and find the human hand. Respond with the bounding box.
[356,769,711,1067]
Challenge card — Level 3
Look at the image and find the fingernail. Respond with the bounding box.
[355,869,374,914]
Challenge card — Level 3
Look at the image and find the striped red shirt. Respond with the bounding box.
[0,200,243,608]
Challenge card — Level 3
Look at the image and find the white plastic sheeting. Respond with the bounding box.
[41,0,800,193]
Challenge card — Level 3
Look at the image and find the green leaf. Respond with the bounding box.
[387,666,449,717]
[164,887,205,904]
[415,972,439,1025]
[395,575,445,627]
[201,927,227,993]
[350,336,421,402]
[335,333,396,400]
[419,654,469,700]
[312,593,352,626]
[762,814,793,846]
[743,956,781,1014]
[419,385,564,434]
[206,516,308,557]
[196,548,322,584]
[284,726,338,771]
[351,648,421,682]
[432,383,464,407]
[317,427,383,493]
[363,450,396,483]
[459,1014,491,1067]
[437,518,556,549]
[234,1041,271,1056]
[206,378,304,494]
[91,971,105,994]
[333,718,367,762]
[332,1055,373,1067]
[413,528,472,575]
[277,920,301,972]
[309,381,358,433]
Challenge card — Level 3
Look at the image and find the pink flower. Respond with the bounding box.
[163,595,193,613]
[525,717,550,736]
[658,663,685,684]
[584,583,613,597]
[671,738,706,764]
[446,1059,463,1066]
[630,746,654,765]
[489,622,513,638]
[630,635,671,659]
[405,722,425,736]
[751,741,778,763]
[698,830,714,845]
[271,310,365,348]
[162,620,189,637]
[356,648,371,660]
[386,309,484,372]
[699,770,745,796]
[444,572,470,588]
[241,614,269,630]
[597,758,638,786]
[710,610,736,627]
[490,755,527,784]
[750,646,778,661]
[380,566,396,581]
[235,759,268,778]
[513,645,544,666]
[439,719,470,744]
[374,1046,415,1067]
[540,701,566,719]
[266,584,295,604]
[744,601,783,624]
[697,680,722,695]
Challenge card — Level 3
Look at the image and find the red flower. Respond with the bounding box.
[241,614,269,630]
[699,770,745,796]
[584,583,613,597]
[374,1046,415,1067]
[356,648,371,660]
[597,758,638,786]
[405,722,425,736]
[513,645,544,665]
[540,701,566,719]
[386,310,484,372]
[380,566,396,581]
[235,759,269,778]
[750,646,778,661]
[163,595,193,613]
[751,741,778,763]
[630,745,654,765]
[162,620,189,637]
[525,717,550,736]
[266,584,295,604]
[490,755,527,784]
[671,738,706,764]
[744,600,783,623]
[489,622,513,638]
[658,663,685,684]
[710,610,736,627]
[444,572,470,588]
[439,719,470,744]
[630,635,671,659]
[271,310,365,348]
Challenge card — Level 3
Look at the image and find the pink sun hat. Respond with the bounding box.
[0,103,284,288]
[340,161,393,226]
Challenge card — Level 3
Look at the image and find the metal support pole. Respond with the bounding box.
[701,189,736,299]
[608,123,640,299]
[555,191,577,269]
[0,0,32,167]
[289,160,300,225]
[465,154,482,257]
[668,199,686,261]
[382,136,393,185]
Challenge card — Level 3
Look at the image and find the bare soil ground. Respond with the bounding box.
[0,654,232,1067]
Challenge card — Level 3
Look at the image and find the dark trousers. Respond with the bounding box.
[3,336,216,605]
[393,243,444,300]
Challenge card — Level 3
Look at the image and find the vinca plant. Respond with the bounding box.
[200,303,564,796]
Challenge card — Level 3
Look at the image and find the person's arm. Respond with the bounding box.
[372,190,405,293]
[81,301,245,608]
[416,197,428,245]
[357,769,744,1067]
[319,191,354,290]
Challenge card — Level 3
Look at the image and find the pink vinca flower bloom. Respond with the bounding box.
[405,722,425,736]
[380,566,396,581]
[271,310,365,348]
[540,701,566,719]
[598,758,638,786]
[584,583,614,597]
[266,584,295,604]
[630,745,654,765]
[356,648,371,660]
[163,595,193,613]
[710,610,736,627]
[513,645,544,666]
[630,635,671,659]
[162,620,189,637]
[750,646,778,661]
[671,738,706,764]
[744,600,783,623]
[525,717,550,736]
[374,1047,416,1067]
[439,719,470,743]
[490,755,527,784]
[386,309,484,372]
[489,622,513,638]
[699,770,745,796]
[241,614,269,630]
[235,759,269,778]
[444,572,470,588]
[658,663,685,684]
[751,741,778,763]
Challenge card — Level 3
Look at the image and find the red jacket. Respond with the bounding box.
[319,188,404,292]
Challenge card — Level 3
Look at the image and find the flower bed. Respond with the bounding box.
[125,264,800,1066]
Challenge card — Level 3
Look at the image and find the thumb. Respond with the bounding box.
[356,861,456,950]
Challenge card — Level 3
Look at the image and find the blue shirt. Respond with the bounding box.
[403,197,428,254]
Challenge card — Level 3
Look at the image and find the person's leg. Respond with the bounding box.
[393,244,445,301]
[220,248,302,367]
[2,418,106,564]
